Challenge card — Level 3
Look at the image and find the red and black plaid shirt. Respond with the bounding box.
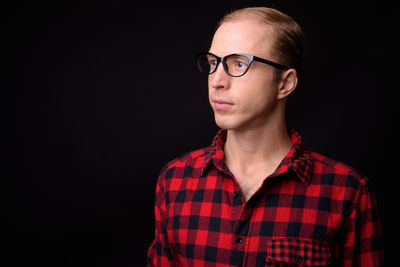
[147,129,384,266]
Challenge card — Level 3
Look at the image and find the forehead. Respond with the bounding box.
[210,19,276,58]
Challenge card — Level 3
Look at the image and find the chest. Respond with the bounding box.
[164,174,344,265]
[229,166,277,202]
[234,174,266,202]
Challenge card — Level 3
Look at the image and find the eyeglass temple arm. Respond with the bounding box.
[253,56,289,70]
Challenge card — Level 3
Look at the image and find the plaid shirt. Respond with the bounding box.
[147,129,384,266]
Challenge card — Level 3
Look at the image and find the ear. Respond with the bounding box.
[277,69,298,100]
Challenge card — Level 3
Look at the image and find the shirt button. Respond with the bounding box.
[236,237,243,244]
[296,256,303,263]
[233,191,240,198]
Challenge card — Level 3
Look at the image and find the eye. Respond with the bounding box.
[235,60,247,68]
[237,61,246,68]
[209,59,218,66]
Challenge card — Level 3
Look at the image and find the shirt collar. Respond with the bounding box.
[201,128,313,185]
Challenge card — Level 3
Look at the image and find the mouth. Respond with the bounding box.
[212,99,234,111]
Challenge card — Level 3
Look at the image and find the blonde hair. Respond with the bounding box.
[218,7,307,79]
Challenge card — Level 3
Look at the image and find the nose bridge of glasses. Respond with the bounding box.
[213,59,228,77]
[208,55,223,74]
[220,56,230,74]
[212,54,244,77]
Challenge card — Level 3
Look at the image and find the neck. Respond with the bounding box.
[224,118,292,175]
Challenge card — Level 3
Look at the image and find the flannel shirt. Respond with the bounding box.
[147,129,384,266]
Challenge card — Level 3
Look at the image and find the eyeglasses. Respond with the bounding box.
[197,52,289,77]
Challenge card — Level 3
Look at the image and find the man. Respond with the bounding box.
[147,7,383,266]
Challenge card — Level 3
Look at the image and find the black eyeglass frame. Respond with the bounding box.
[197,52,289,77]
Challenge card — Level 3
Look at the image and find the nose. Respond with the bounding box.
[209,62,230,90]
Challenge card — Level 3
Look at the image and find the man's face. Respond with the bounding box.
[208,19,281,131]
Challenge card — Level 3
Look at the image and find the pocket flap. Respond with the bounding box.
[267,239,331,266]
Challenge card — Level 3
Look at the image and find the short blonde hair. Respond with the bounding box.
[218,7,307,79]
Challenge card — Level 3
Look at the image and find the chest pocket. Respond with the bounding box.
[266,239,331,266]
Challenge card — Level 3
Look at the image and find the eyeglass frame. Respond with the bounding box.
[197,52,289,77]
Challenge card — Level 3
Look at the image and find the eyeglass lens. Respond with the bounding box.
[198,54,251,77]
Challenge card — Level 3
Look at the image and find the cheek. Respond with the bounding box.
[241,91,275,115]
[235,75,278,111]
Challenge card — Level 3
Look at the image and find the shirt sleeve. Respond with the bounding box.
[146,175,177,266]
[340,180,384,267]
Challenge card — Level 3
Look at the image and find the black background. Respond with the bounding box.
[3,0,397,266]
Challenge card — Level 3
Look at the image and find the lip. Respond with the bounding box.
[212,98,234,111]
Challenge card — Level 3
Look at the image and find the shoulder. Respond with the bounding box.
[157,146,211,185]
[307,150,369,190]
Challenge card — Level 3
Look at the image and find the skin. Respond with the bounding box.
[208,19,298,201]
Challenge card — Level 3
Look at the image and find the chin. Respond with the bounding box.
[214,112,267,131]
[214,115,243,130]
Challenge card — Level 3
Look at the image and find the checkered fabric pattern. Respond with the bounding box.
[146,129,384,266]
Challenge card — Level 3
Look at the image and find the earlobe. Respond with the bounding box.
[277,69,298,100]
